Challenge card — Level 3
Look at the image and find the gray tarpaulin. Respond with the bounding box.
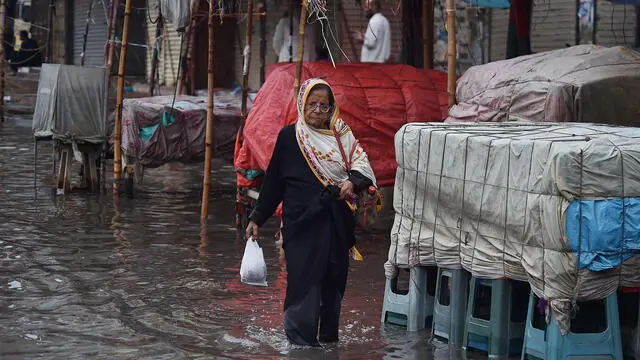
[447,45,640,126]
[33,64,108,145]
[389,122,640,334]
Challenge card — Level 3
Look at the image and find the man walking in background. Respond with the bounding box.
[354,0,391,63]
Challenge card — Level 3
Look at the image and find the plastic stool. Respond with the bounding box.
[381,266,437,331]
[522,292,623,360]
[462,277,529,358]
[433,268,470,345]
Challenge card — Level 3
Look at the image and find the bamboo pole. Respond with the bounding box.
[241,0,255,127]
[0,0,5,123]
[446,0,456,107]
[46,0,55,62]
[200,0,216,218]
[293,2,307,97]
[185,0,201,95]
[81,0,96,66]
[259,2,267,85]
[422,0,434,69]
[149,14,163,96]
[112,0,133,198]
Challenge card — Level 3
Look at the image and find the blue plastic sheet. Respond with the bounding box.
[139,112,177,142]
[566,198,640,271]
[468,0,510,8]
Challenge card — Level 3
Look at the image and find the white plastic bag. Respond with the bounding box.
[239,238,268,287]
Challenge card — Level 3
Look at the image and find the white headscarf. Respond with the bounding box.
[294,78,377,209]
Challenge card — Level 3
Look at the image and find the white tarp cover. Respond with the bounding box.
[447,45,640,126]
[389,122,640,333]
[32,64,108,144]
[159,0,194,31]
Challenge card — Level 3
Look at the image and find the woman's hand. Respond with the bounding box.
[339,180,355,200]
[246,221,259,240]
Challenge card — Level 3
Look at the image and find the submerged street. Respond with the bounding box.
[0,116,486,359]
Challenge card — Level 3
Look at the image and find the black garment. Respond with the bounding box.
[249,124,372,346]
[10,38,42,71]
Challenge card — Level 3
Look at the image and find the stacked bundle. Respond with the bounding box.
[388,122,640,331]
[447,45,640,126]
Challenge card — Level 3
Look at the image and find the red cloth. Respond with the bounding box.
[235,62,450,188]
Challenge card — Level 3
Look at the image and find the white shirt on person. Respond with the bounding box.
[360,13,391,63]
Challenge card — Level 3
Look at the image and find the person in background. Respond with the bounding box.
[9,30,42,72]
[245,79,376,347]
[353,0,391,63]
[273,9,316,63]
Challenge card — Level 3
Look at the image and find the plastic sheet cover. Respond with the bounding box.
[234,62,450,189]
[447,45,640,126]
[33,64,108,143]
[389,122,640,333]
[112,92,250,170]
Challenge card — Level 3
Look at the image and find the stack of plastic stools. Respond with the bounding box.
[521,292,623,360]
[618,288,640,359]
[433,267,470,345]
[381,266,437,331]
[462,277,529,358]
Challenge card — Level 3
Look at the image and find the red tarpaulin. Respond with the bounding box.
[234,62,450,188]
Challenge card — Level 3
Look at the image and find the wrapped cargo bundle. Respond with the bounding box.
[388,122,640,332]
[447,45,640,126]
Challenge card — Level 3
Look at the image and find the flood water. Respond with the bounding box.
[0,117,484,359]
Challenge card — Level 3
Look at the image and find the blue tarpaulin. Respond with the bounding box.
[468,0,511,8]
[566,198,640,272]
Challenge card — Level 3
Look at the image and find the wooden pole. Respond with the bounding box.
[150,14,163,96]
[446,0,456,107]
[200,0,215,218]
[239,0,255,144]
[112,0,133,198]
[293,2,307,97]
[259,2,267,85]
[81,0,96,66]
[422,0,434,69]
[185,0,201,95]
[0,0,5,123]
[46,0,55,62]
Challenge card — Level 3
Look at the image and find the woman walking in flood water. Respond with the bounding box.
[245,78,376,347]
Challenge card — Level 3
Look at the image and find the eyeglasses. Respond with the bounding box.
[306,102,333,113]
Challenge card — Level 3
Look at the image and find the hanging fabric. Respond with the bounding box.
[160,0,195,32]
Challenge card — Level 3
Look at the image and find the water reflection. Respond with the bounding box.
[0,117,494,359]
